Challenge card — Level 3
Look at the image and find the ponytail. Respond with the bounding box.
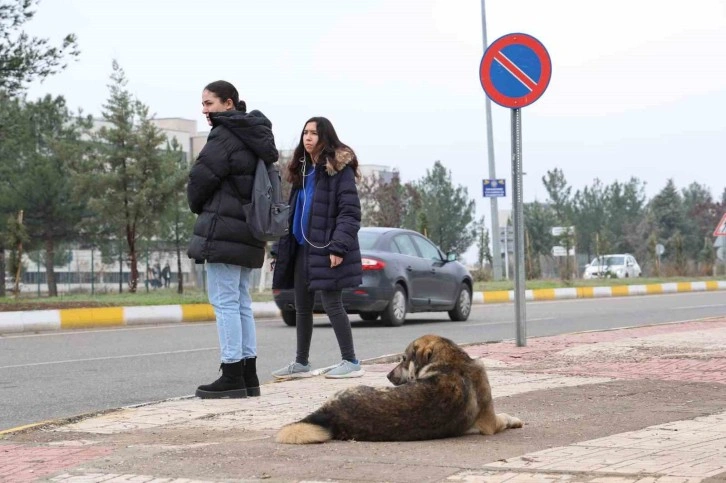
[204,80,246,113]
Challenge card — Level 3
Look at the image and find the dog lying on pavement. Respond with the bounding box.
[276,334,523,443]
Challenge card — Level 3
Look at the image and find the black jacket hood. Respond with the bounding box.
[209,110,277,163]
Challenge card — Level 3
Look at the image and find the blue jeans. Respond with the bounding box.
[206,263,256,363]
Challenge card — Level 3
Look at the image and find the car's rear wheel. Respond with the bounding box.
[381,285,407,327]
[448,283,472,321]
[359,312,379,321]
[281,310,296,327]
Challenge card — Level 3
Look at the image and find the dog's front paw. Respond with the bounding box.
[507,415,523,429]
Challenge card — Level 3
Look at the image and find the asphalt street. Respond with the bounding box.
[1,290,725,431]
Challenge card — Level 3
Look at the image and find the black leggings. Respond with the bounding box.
[293,247,357,365]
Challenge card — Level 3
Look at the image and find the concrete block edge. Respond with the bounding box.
[1,281,724,333]
[477,280,726,304]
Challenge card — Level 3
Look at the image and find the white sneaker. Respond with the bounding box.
[272,361,312,380]
[324,360,365,379]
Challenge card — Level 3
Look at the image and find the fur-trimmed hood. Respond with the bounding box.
[323,148,356,176]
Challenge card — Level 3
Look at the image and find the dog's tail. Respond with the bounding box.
[276,422,332,444]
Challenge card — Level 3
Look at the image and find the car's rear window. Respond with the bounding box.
[593,256,625,266]
[358,231,381,250]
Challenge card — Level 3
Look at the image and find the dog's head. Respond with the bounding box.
[386,334,462,386]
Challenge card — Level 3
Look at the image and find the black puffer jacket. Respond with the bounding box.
[187,109,278,268]
[272,148,362,291]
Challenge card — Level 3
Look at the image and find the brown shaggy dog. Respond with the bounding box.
[276,334,522,444]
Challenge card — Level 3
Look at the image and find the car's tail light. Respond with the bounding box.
[272,289,281,295]
[361,257,385,271]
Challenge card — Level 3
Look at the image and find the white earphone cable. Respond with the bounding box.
[300,152,331,249]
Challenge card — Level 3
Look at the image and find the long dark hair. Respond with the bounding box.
[204,80,247,112]
[286,116,359,186]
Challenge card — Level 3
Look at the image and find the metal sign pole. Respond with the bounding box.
[480,0,502,281]
[511,108,526,346]
[479,32,549,347]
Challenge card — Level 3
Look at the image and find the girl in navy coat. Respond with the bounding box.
[272,117,364,379]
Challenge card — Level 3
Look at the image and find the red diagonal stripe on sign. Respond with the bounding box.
[494,51,537,91]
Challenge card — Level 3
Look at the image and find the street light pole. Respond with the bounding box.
[480,0,502,280]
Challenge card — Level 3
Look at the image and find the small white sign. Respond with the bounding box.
[551,246,575,257]
[656,243,665,256]
[551,226,575,237]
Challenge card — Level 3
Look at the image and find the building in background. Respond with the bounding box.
[360,164,396,184]
[90,117,201,165]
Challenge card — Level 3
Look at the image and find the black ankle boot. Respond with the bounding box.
[243,357,260,397]
[196,361,247,399]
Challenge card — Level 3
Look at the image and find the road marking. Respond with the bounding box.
[673,304,726,309]
[0,322,218,339]
[0,347,218,370]
[466,316,554,328]
[466,321,510,328]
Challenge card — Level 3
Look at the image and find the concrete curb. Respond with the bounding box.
[0,281,724,334]
[472,279,726,303]
[0,301,280,334]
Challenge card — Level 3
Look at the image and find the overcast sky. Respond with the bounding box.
[25,0,726,230]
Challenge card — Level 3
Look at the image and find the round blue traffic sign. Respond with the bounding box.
[480,33,551,108]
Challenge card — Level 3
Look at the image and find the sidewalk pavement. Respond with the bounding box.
[1,280,725,334]
[3,316,726,482]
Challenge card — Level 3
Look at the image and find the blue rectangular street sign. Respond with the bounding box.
[483,179,506,198]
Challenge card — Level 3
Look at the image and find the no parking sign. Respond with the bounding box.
[480,33,551,108]
[479,32,551,347]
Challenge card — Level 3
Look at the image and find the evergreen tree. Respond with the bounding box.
[415,161,476,256]
[571,178,607,259]
[649,179,684,244]
[2,211,28,296]
[671,231,687,276]
[156,139,194,294]
[0,95,91,296]
[607,177,647,254]
[77,62,181,292]
[542,168,572,223]
[523,201,557,262]
[0,93,25,295]
[0,0,79,95]
[542,168,574,279]
[681,182,717,261]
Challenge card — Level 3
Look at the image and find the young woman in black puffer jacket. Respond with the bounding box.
[271,116,364,380]
[187,80,278,399]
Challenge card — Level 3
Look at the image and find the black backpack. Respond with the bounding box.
[241,159,290,242]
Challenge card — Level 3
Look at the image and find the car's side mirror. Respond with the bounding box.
[446,252,457,262]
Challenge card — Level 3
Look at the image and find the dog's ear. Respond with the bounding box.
[414,343,434,368]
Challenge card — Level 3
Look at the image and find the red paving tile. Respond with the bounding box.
[550,355,726,383]
[467,317,726,384]
[0,444,112,482]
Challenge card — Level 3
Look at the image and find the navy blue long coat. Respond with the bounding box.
[272,148,362,291]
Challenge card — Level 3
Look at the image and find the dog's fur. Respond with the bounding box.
[276,334,523,444]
